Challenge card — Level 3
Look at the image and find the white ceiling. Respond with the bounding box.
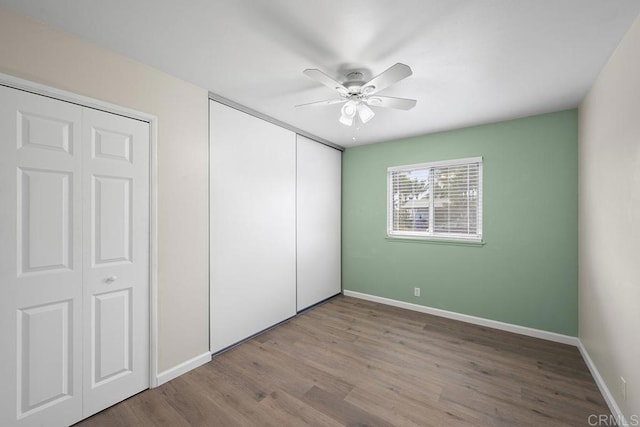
[2,1,639,147]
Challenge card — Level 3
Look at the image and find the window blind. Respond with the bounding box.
[387,157,482,241]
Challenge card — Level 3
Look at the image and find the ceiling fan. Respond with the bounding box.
[296,63,417,126]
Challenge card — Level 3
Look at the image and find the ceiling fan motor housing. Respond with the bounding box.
[343,71,371,94]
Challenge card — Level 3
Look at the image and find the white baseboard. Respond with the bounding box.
[577,342,628,426]
[156,351,212,387]
[343,290,579,346]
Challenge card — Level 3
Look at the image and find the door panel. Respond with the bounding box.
[17,300,73,418]
[92,289,133,386]
[17,111,74,154]
[209,100,296,353]
[18,168,73,274]
[0,85,83,427]
[92,175,133,265]
[82,107,149,418]
[296,135,342,311]
[91,128,132,162]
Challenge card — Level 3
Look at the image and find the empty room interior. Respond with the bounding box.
[0,1,639,426]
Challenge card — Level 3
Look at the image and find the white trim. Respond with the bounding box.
[386,231,484,243]
[343,290,579,346]
[156,352,212,386]
[0,75,155,124]
[148,117,160,388]
[577,342,629,426]
[387,156,483,172]
[0,72,160,389]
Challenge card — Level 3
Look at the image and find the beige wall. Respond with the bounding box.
[579,16,640,419]
[0,9,209,373]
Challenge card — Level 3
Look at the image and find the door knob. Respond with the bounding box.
[104,275,118,284]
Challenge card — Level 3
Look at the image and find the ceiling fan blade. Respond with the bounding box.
[366,96,417,110]
[295,98,346,108]
[303,69,348,94]
[362,63,413,95]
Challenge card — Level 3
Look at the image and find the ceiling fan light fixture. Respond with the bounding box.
[339,100,357,126]
[339,114,354,126]
[343,100,357,115]
[357,103,375,124]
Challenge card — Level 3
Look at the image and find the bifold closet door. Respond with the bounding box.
[0,85,149,426]
[209,100,296,353]
[81,108,149,418]
[296,135,342,311]
[0,85,84,427]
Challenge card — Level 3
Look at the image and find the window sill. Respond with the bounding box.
[386,235,485,247]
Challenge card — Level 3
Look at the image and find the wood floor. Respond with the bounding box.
[77,295,609,426]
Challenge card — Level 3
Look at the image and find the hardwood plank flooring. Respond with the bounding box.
[76,296,609,426]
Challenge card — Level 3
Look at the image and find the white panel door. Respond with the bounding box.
[0,85,84,426]
[0,85,150,426]
[296,135,342,311]
[81,108,149,418]
[210,100,296,353]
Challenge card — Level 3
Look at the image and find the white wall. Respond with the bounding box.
[0,8,209,373]
[579,16,640,419]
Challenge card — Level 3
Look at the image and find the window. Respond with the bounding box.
[387,157,483,242]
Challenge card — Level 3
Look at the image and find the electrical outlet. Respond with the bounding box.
[621,377,627,401]
[414,287,421,297]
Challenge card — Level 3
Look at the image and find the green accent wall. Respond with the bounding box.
[342,110,578,335]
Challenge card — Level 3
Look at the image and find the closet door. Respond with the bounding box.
[296,135,342,311]
[81,108,149,418]
[210,100,296,353]
[0,85,150,426]
[0,85,84,426]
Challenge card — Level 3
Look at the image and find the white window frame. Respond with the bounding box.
[387,156,483,243]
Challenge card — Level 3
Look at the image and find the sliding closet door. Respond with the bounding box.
[209,101,296,353]
[296,135,342,311]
